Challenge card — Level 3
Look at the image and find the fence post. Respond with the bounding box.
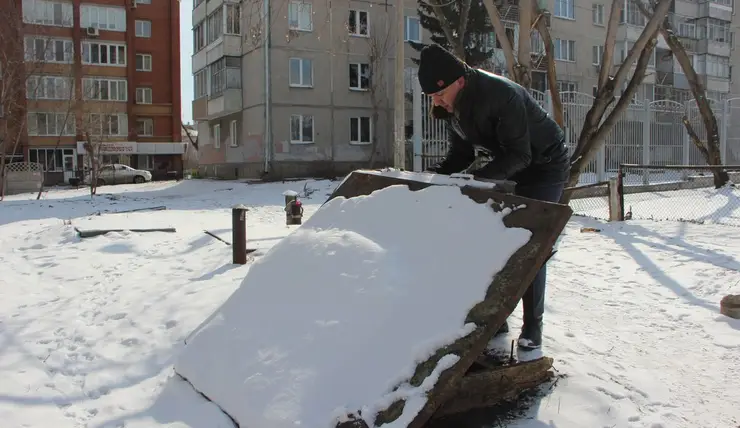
[597,148,606,182]
[232,204,248,265]
[608,176,623,222]
[641,100,651,185]
[546,91,554,118]
[413,78,423,172]
[721,99,729,163]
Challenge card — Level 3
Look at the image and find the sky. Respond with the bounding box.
[180,0,194,124]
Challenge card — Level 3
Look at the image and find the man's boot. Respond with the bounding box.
[519,264,546,350]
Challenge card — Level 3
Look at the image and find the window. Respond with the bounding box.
[349,63,370,90]
[592,85,598,97]
[554,39,575,61]
[699,18,731,44]
[27,112,75,136]
[592,4,604,25]
[348,10,369,36]
[619,1,645,26]
[212,124,221,148]
[226,4,241,34]
[80,4,126,31]
[84,113,128,136]
[288,1,312,31]
[531,31,544,53]
[139,155,154,169]
[230,120,238,147]
[699,54,730,79]
[209,56,241,97]
[206,7,224,44]
[554,0,574,19]
[82,77,127,101]
[350,117,371,145]
[26,75,73,100]
[290,114,314,144]
[136,53,152,71]
[82,42,126,66]
[592,45,604,65]
[22,0,73,27]
[194,22,205,51]
[135,0,151,4]
[405,16,421,42]
[557,80,578,92]
[137,118,154,136]
[29,148,75,172]
[194,68,208,98]
[404,66,418,94]
[289,58,313,87]
[136,87,153,104]
[24,37,74,63]
[135,20,152,38]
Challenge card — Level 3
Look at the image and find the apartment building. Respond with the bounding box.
[192,0,426,179]
[537,0,738,102]
[1,0,182,185]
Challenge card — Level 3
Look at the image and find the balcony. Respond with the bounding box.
[193,34,242,74]
[699,74,730,93]
[696,39,731,57]
[193,58,242,121]
[698,0,732,21]
[193,88,242,121]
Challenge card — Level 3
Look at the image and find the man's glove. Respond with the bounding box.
[468,164,506,181]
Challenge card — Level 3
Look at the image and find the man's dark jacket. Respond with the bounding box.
[428,69,570,186]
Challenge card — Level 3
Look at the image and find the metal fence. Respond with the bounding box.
[410,81,740,183]
[618,164,740,227]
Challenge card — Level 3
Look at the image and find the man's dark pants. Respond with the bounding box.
[511,179,566,339]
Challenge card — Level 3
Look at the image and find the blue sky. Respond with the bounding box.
[179,0,194,124]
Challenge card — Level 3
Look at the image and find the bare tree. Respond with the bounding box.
[425,0,472,59]
[562,0,672,200]
[0,1,78,199]
[366,21,392,168]
[634,0,729,188]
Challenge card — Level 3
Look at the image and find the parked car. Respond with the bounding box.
[84,164,153,186]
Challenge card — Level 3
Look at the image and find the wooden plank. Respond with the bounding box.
[76,228,177,238]
[328,171,572,428]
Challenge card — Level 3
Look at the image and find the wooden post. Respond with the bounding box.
[617,164,625,221]
[232,204,248,265]
[608,177,622,222]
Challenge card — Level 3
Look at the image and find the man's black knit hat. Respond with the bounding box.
[417,44,467,94]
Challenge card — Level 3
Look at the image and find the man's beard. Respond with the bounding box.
[431,105,452,120]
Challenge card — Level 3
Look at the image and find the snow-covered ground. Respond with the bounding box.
[1,179,739,428]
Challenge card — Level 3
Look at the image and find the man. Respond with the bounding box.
[418,44,570,350]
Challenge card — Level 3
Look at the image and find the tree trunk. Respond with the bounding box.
[481,0,517,78]
[515,0,532,88]
[530,6,563,128]
[634,0,729,188]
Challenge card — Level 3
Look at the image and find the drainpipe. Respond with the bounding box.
[262,0,272,174]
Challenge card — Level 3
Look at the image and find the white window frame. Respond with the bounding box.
[193,22,205,52]
[288,1,313,31]
[137,118,154,136]
[27,112,76,136]
[194,68,208,98]
[554,0,575,19]
[592,4,604,25]
[24,37,74,63]
[85,113,128,136]
[135,19,152,38]
[230,120,238,147]
[290,114,314,144]
[26,75,73,100]
[136,87,153,104]
[289,57,313,87]
[405,16,421,42]
[554,39,576,62]
[206,7,224,44]
[592,45,604,65]
[225,4,241,35]
[80,4,126,31]
[349,63,370,90]
[82,41,127,66]
[22,0,74,27]
[82,77,128,101]
[28,148,76,172]
[348,9,369,36]
[213,123,221,148]
[349,116,372,145]
[136,53,153,71]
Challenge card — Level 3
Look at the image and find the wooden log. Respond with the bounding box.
[113,205,167,214]
[433,357,554,418]
[76,228,176,238]
[326,170,573,428]
[205,230,231,245]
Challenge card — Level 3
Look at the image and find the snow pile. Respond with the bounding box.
[175,184,531,428]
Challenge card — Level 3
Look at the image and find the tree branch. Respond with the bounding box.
[481,0,517,78]
[530,6,563,128]
[428,0,465,58]
[457,0,472,55]
[598,0,623,90]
